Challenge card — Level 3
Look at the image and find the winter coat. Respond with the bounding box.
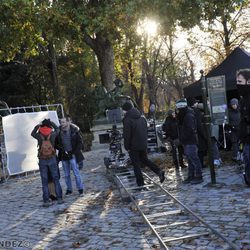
[239,94,250,144]
[193,107,208,152]
[228,108,240,131]
[56,124,84,163]
[123,108,148,151]
[177,107,198,145]
[162,116,179,140]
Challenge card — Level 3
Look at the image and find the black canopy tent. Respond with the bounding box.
[184,47,250,99]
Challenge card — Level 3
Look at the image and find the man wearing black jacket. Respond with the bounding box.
[176,99,203,184]
[162,110,185,168]
[122,102,165,188]
[187,98,208,168]
[236,69,250,186]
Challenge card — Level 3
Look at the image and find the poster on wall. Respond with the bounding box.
[2,111,59,176]
[207,75,228,125]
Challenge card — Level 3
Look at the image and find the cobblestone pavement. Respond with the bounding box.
[0,132,249,249]
[0,135,152,250]
[146,152,250,250]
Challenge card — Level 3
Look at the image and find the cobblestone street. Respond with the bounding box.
[0,133,249,249]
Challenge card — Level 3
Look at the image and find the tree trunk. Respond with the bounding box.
[221,14,231,56]
[47,42,60,102]
[83,33,115,91]
[185,51,195,83]
[131,83,144,111]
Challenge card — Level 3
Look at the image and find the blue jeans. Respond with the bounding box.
[39,156,62,202]
[184,144,202,178]
[243,144,250,181]
[62,156,83,191]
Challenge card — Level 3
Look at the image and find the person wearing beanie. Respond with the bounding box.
[175,99,203,184]
[31,118,63,207]
[175,98,187,109]
[227,98,241,162]
[122,101,133,112]
[230,98,238,106]
[162,110,186,169]
[236,69,250,186]
[122,104,165,188]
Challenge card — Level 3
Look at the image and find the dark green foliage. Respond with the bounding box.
[67,80,98,133]
[0,62,33,106]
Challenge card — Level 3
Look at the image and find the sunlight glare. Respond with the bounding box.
[137,18,158,37]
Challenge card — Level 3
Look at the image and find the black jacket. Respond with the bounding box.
[177,107,198,145]
[239,95,250,144]
[193,107,207,152]
[228,108,240,130]
[123,108,148,151]
[56,124,84,163]
[162,116,178,140]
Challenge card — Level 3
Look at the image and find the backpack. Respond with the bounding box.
[39,134,56,159]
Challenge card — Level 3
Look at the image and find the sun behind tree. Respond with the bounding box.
[137,18,158,38]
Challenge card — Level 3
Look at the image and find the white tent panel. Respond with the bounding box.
[2,111,59,175]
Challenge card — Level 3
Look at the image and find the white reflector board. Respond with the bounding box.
[2,111,59,175]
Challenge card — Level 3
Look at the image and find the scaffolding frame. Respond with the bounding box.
[0,103,64,181]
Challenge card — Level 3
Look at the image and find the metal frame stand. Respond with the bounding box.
[0,103,64,181]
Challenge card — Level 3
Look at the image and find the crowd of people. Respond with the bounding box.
[121,68,250,189]
[161,68,250,186]
[32,69,250,207]
[31,115,85,207]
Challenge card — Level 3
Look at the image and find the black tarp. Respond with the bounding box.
[184,47,250,98]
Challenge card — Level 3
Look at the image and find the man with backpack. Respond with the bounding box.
[31,118,63,207]
[57,116,84,196]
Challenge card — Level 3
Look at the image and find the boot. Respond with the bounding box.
[159,171,165,183]
[191,176,203,185]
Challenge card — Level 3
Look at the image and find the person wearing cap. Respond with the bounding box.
[236,69,250,186]
[176,98,203,184]
[162,109,186,169]
[31,119,63,207]
[122,102,165,188]
[187,97,208,168]
[228,98,241,162]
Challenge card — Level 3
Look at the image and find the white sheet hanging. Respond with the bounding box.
[2,111,59,175]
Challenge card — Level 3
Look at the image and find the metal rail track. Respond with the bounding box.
[106,162,239,250]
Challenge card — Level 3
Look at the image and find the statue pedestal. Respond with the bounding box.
[106,108,122,123]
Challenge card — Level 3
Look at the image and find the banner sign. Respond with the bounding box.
[207,75,228,125]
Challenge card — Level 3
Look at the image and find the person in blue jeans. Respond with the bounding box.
[176,99,203,184]
[31,119,63,207]
[57,116,84,195]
